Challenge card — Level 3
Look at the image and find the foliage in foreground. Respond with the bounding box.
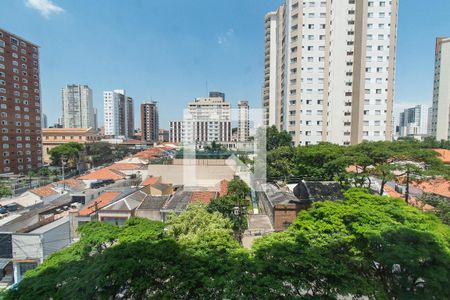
[5,191,450,300]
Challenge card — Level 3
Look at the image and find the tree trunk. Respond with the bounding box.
[405,170,410,204]
[379,175,387,196]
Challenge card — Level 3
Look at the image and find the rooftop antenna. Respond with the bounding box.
[205,80,208,96]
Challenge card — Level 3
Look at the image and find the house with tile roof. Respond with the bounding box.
[135,195,171,221]
[77,191,122,220]
[141,176,161,187]
[190,191,217,205]
[78,168,126,185]
[413,177,450,199]
[97,190,146,225]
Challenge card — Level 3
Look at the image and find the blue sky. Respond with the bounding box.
[0,0,449,128]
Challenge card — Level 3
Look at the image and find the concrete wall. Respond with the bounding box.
[41,220,71,258]
[135,209,162,221]
[12,234,43,262]
[147,164,235,187]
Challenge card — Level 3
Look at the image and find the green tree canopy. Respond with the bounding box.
[0,183,12,197]
[266,125,293,151]
[48,142,84,168]
[5,191,450,299]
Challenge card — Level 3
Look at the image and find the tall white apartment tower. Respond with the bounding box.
[398,104,429,138]
[238,100,250,141]
[430,37,450,141]
[184,95,231,143]
[103,89,131,138]
[263,0,398,145]
[62,84,95,129]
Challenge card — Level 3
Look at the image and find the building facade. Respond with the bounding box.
[430,37,450,141]
[41,113,47,129]
[397,105,429,139]
[61,84,95,129]
[42,128,100,164]
[169,121,182,143]
[0,28,43,174]
[104,89,133,138]
[237,100,250,142]
[126,96,134,137]
[183,95,231,144]
[158,129,169,143]
[140,101,159,143]
[263,0,398,145]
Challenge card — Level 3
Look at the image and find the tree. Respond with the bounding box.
[252,189,450,299]
[293,142,348,181]
[266,125,292,151]
[86,142,113,166]
[418,193,450,225]
[267,146,295,181]
[227,177,250,199]
[49,142,84,169]
[0,183,12,197]
[5,191,450,300]
[208,195,249,233]
[112,144,129,161]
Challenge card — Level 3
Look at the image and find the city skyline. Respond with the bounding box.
[1,0,449,129]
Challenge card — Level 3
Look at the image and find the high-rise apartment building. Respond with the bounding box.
[141,101,159,143]
[93,108,98,130]
[169,93,231,144]
[62,84,95,129]
[430,37,450,141]
[184,94,231,143]
[0,28,43,173]
[263,0,398,145]
[169,120,183,143]
[103,89,133,138]
[397,104,429,138]
[237,100,250,141]
[41,113,47,129]
[126,96,134,137]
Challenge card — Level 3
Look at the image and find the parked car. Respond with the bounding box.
[5,203,17,211]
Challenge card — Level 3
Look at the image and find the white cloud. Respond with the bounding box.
[217,29,234,46]
[25,0,65,18]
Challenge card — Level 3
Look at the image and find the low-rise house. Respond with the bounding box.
[77,191,122,225]
[160,189,192,220]
[135,195,171,221]
[0,216,71,285]
[147,182,173,196]
[190,190,217,204]
[97,190,146,225]
[413,177,450,199]
[141,176,161,187]
[258,181,344,231]
[107,163,146,177]
[78,168,126,186]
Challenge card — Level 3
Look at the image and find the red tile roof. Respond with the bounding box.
[30,185,58,198]
[434,149,450,164]
[53,179,83,188]
[134,148,166,160]
[413,177,450,198]
[190,191,217,205]
[107,163,143,171]
[78,168,126,181]
[384,185,434,211]
[79,191,121,216]
[142,176,161,186]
